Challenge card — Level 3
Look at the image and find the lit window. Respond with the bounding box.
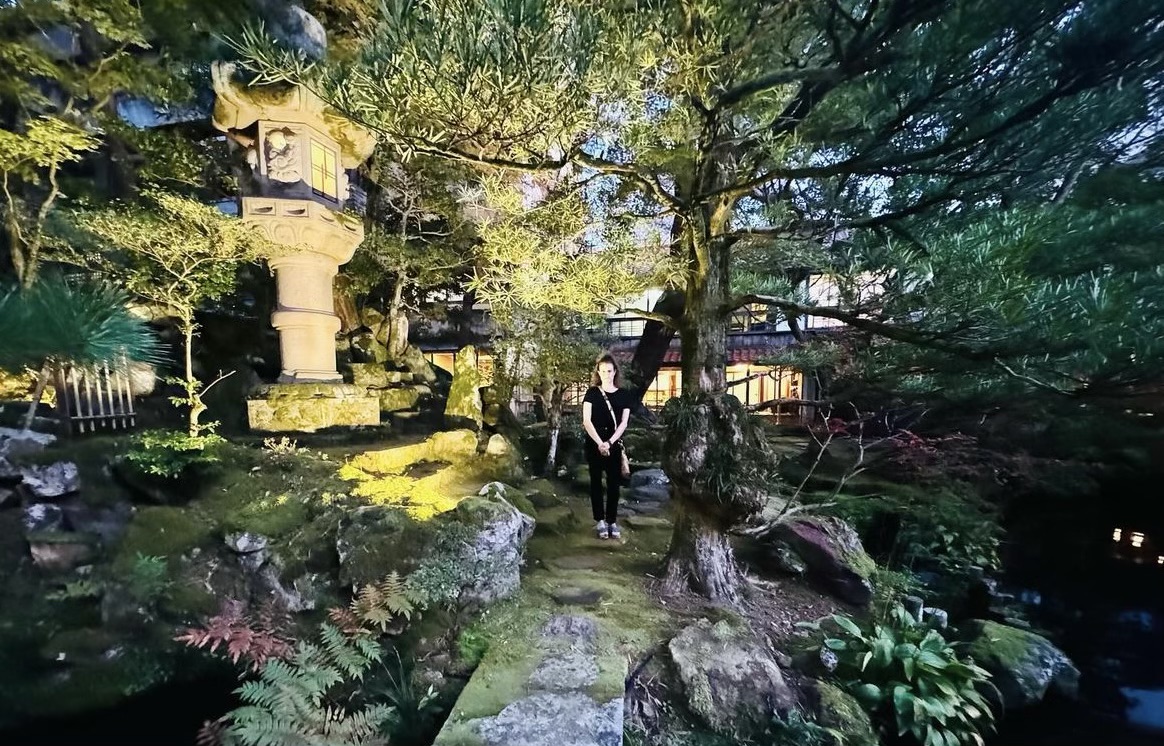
[310,140,339,201]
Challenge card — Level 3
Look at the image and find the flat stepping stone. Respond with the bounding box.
[624,515,671,529]
[473,692,623,746]
[529,490,564,509]
[550,586,609,607]
[548,554,607,571]
[435,613,625,746]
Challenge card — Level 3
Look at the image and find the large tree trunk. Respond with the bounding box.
[661,218,748,605]
[542,381,564,476]
[663,502,742,604]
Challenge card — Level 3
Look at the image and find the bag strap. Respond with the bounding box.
[598,389,622,446]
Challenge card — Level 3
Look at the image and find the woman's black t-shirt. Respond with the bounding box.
[583,386,631,455]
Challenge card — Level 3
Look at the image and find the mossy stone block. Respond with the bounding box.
[379,387,421,413]
[247,393,379,432]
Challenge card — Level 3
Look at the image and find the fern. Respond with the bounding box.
[176,600,294,671]
[224,624,391,746]
[329,572,426,636]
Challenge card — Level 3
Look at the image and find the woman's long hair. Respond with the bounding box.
[591,353,621,387]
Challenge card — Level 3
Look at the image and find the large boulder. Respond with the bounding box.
[16,461,80,499]
[0,427,56,458]
[336,493,534,608]
[962,619,1080,710]
[399,344,438,386]
[770,516,874,606]
[336,505,433,587]
[668,619,797,734]
[444,345,483,428]
[448,494,535,608]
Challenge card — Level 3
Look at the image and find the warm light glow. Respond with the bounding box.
[310,140,338,200]
[1112,528,1123,542]
[1131,532,1145,548]
[1157,556,1163,565]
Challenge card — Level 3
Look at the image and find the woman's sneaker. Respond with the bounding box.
[595,520,608,539]
[608,523,621,540]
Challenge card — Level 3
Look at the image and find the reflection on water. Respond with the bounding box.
[995,484,1164,743]
[1124,688,1164,731]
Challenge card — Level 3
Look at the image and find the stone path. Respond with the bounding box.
[434,613,625,746]
[433,477,674,746]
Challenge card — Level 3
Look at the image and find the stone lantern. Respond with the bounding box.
[211,61,380,431]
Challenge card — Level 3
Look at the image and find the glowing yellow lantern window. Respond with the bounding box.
[310,140,338,201]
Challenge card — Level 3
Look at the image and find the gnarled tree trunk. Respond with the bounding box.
[661,214,752,606]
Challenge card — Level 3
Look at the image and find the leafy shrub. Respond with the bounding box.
[370,650,440,745]
[802,606,996,746]
[262,436,304,456]
[870,567,922,620]
[456,628,489,667]
[765,708,841,746]
[831,482,1001,576]
[125,429,225,478]
[126,553,171,605]
[407,523,478,607]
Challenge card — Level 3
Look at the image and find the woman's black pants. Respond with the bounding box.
[587,451,622,524]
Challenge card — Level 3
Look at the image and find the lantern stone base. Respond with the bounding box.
[246,383,380,433]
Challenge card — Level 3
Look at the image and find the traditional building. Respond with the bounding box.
[415,279,843,421]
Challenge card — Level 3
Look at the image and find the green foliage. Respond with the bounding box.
[125,553,172,606]
[330,572,426,634]
[0,116,98,179]
[470,177,669,315]
[830,483,1001,577]
[0,275,159,372]
[870,567,922,622]
[456,628,489,668]
[803,606,996,746]
[263,437,306,457]
[225,624,392,746]
[406,522,478,607]
[125,429,226,479]
[60,189,269,435]
[46,578,103,602]
[765,709,842,746]
[370,650,440,744]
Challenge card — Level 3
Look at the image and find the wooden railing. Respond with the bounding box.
[54,361,137,435]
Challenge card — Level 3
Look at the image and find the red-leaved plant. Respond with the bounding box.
[175,599,294,670]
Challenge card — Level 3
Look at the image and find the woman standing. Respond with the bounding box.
[582,353,631,540]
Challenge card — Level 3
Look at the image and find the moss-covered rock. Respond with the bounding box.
[814,681,878,746]
[379,386,421,413]
[668,619,798,735]
[350,331,389,363]
[350,363,408,388]
[444,345,483,428]
[962,619,1080,710]
[112,506,214,570]
[770,516,875,606]
[247,392,380,432]
[336,505,439,587]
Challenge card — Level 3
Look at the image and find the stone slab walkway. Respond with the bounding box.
[433,478,675,746]
[434,613,625,746]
